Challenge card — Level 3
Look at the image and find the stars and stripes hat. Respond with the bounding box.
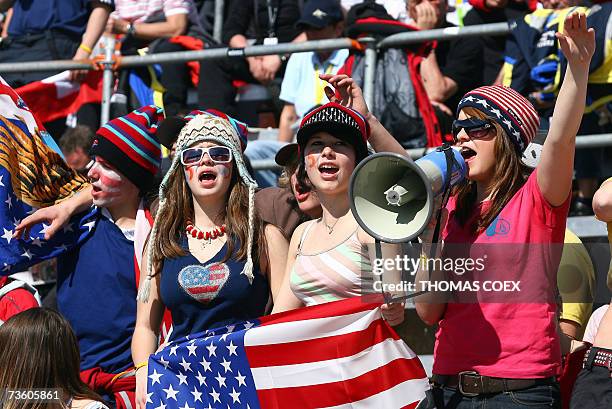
[91,105,164,191]
[297,102,370,162]
[457,85,540,153]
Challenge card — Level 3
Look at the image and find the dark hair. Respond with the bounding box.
[59,125,94,155]
[0,308,106,409]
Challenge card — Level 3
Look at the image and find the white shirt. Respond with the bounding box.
[583,304,609,344]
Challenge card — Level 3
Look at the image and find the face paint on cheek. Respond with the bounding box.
[218,165,231,179]
[98,171,123,190]
[185,166,195,181]
[92,163,123,197]
[306,155,316,169]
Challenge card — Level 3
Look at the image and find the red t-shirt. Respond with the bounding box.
[434,170,570,378]
[0,277,39,323]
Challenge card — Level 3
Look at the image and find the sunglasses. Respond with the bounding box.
[180,146,233,166]
[452,118,494,143]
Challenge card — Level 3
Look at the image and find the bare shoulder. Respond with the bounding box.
[291,220,313,243]
[356,226,375,244]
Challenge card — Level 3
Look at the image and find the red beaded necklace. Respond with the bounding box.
[186,223,227,241]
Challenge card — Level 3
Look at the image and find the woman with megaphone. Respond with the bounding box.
[271,73,411,324]
[414,12,595,409]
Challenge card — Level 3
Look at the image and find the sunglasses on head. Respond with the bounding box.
[180,146,233,166]
[452,118,494,143]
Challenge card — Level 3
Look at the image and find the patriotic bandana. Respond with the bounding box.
[457,85,540,153]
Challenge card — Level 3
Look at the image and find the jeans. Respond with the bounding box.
[417,382,561,409]
[244,140,286,188]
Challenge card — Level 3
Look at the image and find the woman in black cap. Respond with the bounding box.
[272,74,407,324]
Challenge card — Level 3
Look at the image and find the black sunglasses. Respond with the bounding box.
[452,118,494,142]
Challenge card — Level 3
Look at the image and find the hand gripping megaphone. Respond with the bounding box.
[349,147,467,243]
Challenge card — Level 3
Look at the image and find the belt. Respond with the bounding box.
[431,372,555,397]
[584,347,612,376]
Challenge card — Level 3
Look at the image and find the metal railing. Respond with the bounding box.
[0,21,610,163]
[0,22,513,121]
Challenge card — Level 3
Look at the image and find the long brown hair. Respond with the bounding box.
[0,308,105,409]
[150,160,265,276]
[454,107,533,233]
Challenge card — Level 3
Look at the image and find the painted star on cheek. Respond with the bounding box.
[186,166,195,181]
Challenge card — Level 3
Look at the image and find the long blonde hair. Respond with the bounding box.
[453,107,533,233]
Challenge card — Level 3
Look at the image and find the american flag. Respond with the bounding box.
[0,76,97,274]
[147,297,429,409]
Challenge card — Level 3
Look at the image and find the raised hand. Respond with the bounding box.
[320,73,369,117]
[556,12,595,68]
[414,1,438,31]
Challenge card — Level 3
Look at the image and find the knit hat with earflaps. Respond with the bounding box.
[137,110,258,303]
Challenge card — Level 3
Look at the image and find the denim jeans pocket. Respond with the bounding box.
[508,384,558,407]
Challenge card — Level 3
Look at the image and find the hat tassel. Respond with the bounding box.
[137,274,152,303]
[241,184,256,284]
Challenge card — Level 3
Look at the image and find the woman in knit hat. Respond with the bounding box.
[131,110,288,408]
[414,12,595,408]
[271,74,409,326]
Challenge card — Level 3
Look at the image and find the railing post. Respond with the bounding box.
[361,37,377,112]
[100,36,116,126]
[213,0,224,44]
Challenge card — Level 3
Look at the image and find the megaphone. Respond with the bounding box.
[349,147,467,243]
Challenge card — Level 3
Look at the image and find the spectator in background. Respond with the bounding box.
[503,3,612,216]
[463,0,533,86]
[570,178,612,408]
[278,0,347,142]
[198,0,305,119]
[0,276,39,326]
[0,308,110,409]
[0,0,112,87]
[341,0,408,20]
[272,142,322,221]
[407,0,481,134]
[558,229,595,347]
[106,0,209,117]
[60,125,94,176]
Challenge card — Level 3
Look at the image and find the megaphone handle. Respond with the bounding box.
[429,145,455,249]
[374,240,397,304]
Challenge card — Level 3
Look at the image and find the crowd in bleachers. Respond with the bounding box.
[0,0,609,212]
[0,1,611,409]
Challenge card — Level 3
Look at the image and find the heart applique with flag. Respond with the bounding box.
[178,263,230,303]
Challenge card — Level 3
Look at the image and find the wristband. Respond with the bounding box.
[134,361,148,371]
[79,43,92,54]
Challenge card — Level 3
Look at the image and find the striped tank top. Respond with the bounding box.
[290,220,374,306]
